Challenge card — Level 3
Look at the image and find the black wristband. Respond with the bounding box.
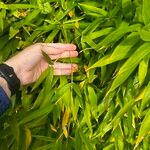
[0,64,20,95]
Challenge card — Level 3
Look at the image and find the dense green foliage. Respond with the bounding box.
[0,0,150,149]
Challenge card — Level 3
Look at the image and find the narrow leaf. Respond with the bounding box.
[143,0,150,25]
[138,57,149,86]
[42,50,53,65]
[109,42,150,92]
[141,82,150,111]
[135,109,150,148]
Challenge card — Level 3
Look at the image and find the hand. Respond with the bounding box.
[5,43,78,86]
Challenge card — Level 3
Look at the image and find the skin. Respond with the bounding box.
[0,43,78,97]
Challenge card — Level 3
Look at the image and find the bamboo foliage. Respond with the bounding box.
[0,0,150,149]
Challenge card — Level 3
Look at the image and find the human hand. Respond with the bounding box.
[5,43,78,86]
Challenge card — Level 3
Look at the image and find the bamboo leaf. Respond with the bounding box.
[88,27,114,40]
[9,27,19,39]
[14,9,40,28]
[37,0,53,14]
[82,18,103,35]
[19,105,53,125]
[139,28,150,41]
[96,22,129,49]
[135,109,150,148]
[79,3,107,16]
[75,128,82,150]
[97,23,141,50]
[0,2,37,9]
[140,82,150,111]
[88,86,97,107]
[142,0,150,25]
[32,67,50,91]
[88,32,140,69]
[36,144,54,150]
[24,127,32,150]
[45,29,59,43]
[42,50,53,65]
[138,57,149,86]
[79,129,95,150]
[0,12,4,31]
[109,42,150,92]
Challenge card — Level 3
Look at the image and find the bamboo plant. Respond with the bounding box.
[0,0,150,149]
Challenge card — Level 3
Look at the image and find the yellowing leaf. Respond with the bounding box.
[68,10,74,17]
[24,127,32,150]
[62,109,70,138]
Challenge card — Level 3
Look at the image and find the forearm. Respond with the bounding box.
[0,62,21,116]
[0,77,11,97]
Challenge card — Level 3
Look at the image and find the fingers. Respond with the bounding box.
[50,50,78,60]
[48,43,76,50]
[53,62,78,69]
[52,62,78,75]
[40,43,77,55]
[54,69,75,75]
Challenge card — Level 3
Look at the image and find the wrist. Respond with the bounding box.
[0,63,21,95]
[5,61,22,84]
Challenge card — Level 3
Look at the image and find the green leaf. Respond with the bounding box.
[97,23,141,51]
[36,144,54,150]
[122,0,132,17]
[88,86,97,107]
[42,50,53,65]
[109,42,150,92]
[32,135,55,142]
[61,0,67,10]
[75,128,82,150]
[0,38,18,61]
[113,126,124,150]
[32,88,44,109]
[88,32,140,69]
[88,27,114,40]
[0,12,4,31]
[138,57,149,86]
[82,18,103,35]
[140,82,150,111]
[14,9,40,28]
[53,83,72,104]
[37,0,53,14]
[99,99,135,137]
[0,34,9,50]
[139,28,150,41]
[32,67,50,91]
[0,2,37,9]
[103,144,114,150]
[55,2,77,21]
[72,96,80,121]
[72,83,82,98]
[135,109,150,148]
[142,0,150,25]
[45,29,59,43]
[79,129,95,150]
[19,104,53,125]
[83,103,92,134]
[79,3,107,16]
[9,27,19,39]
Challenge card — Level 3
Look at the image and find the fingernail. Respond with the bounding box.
[71,44,77,50]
